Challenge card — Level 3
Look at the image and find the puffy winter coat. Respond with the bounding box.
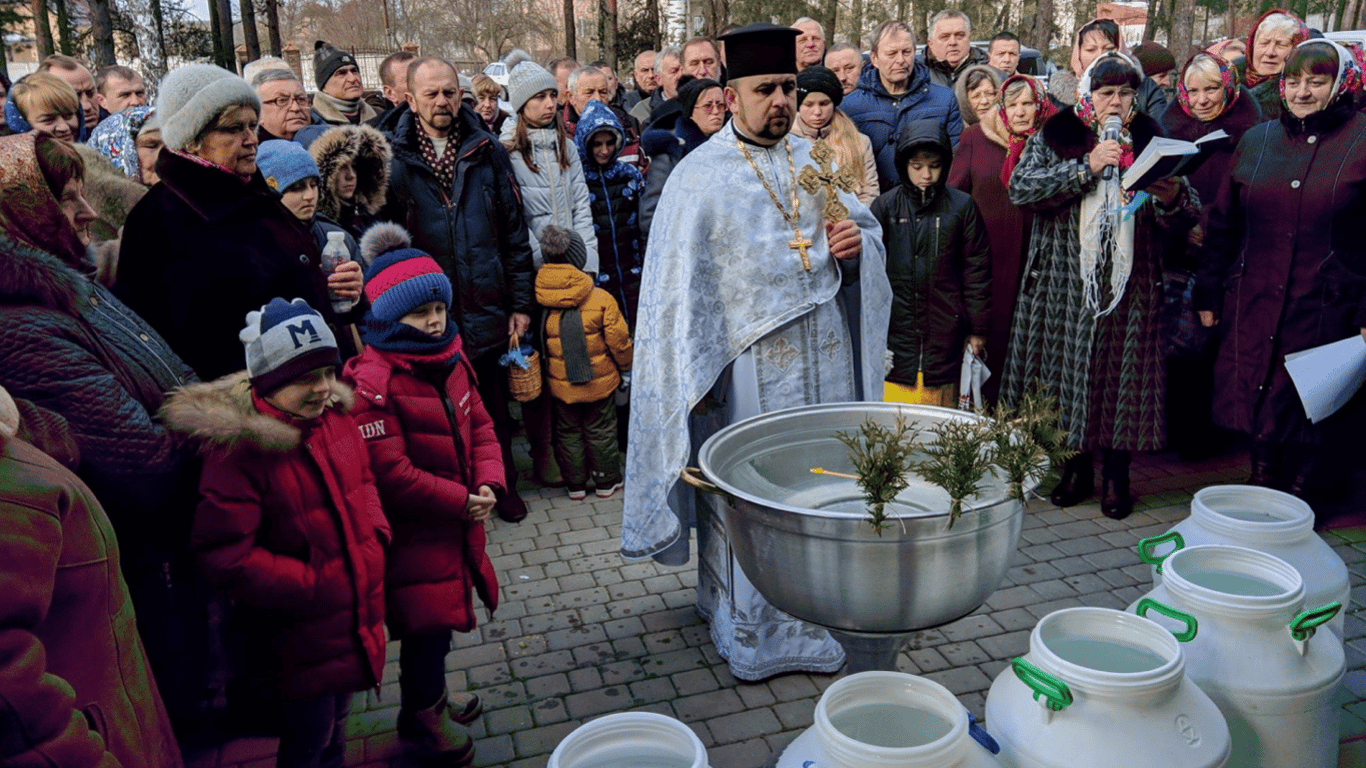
[574,100,646,330]
[501,116,601,273]
[1196,105,1366,446]
[871,120,992,387]
[535,264,633,403]
[308,123,392,239]
[117,149,362,380]
[842,61,964,192]
[163,374,388,700]
[0,434,183,768]
[380,104,535,359]
[343,346,501,637]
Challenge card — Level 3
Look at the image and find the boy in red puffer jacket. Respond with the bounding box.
[342,224,501,766]
[162,297,388,768]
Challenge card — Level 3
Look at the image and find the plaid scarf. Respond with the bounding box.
[419,127,460,193]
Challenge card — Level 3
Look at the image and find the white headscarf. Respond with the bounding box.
[1076,52,1138,318]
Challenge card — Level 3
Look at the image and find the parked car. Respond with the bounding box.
[483,61,510,89]
[1324,29,1366,49]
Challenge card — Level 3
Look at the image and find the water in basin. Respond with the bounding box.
[1045,636,1168,673]
[1214,508,1283,523]
[829,703,953,747]
[1180,568,1285,597]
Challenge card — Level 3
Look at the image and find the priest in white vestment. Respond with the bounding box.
[621,22,893,681]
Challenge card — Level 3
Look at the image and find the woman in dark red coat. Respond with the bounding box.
[1197,40,1366,499]
[949,74,1054,403]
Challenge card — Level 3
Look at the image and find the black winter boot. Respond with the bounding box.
[1101,448,1133,520]
[1247,441,1278,488]
[1050,452,1095,508]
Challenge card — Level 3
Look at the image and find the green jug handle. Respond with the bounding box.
[1137,531,1186,575]
[1012,657,1073,712]
[1289,601,1342,642]
[1136,598,1199,642]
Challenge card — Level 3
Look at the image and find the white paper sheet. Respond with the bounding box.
[1284,335,1366,423]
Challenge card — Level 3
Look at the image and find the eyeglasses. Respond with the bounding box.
[264,95,310,109]
[696,100,727,113]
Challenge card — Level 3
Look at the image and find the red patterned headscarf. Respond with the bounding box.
[0,132,88,266]
[1244,8,1311,88]
[1177,52,1241,121]
[998,74,1056,188]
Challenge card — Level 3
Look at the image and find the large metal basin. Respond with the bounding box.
[697,403,1032,634]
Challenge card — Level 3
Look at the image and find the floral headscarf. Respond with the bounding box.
[1074,52,1138,177]
[998,74,1056,187]
[1277,38,1365,113]
[87,106,156,182]
[1176,53,1241,121]
[1245,8,1311,88]
[0,132,88,266]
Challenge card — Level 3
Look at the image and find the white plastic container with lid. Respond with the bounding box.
[1138,484,1348,638]
[775,671,1003,768]
[984,606,1231,768]
[547,711,709,768]
[1128,544,1344,768]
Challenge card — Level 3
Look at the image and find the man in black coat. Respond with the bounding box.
[380,56,536,522]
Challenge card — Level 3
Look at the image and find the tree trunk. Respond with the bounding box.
[601,0,618,68]
[208,0,225,69]
[1024,0,1054,53]
[31,0,54,59]
[128,0,169,89]
[564,0,576,59]
[215,0,236,70]
[645,0,660,49]
[88,0,116,65]
[53,0,75,55]
[910,0,931,42]
[239,0,260,61]
[822,0,837,41]
[1170,0,1196,65]
[263,0,282,56]
[1143,0,1161,42]
[848,0,863,48]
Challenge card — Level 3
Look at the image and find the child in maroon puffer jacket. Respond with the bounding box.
[163,297,388,768]
[342,224,502,766]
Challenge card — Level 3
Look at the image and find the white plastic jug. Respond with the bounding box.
[984,606,1230,768]
[1129,544,1344,768]
[776,671,1003,768]
[1138,484,1349,638]
[547,711,710,768]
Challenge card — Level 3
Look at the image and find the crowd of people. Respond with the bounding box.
[0,6,1363,765]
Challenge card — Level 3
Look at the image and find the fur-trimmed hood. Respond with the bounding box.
[1038,106,1163,162]
[308,123,392,221]
[161,371,354,454]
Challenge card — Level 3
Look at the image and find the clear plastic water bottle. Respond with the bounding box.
[320,231,354,314]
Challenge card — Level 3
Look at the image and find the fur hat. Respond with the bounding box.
[256,140,320,194]
[240,298,341,395]
[314,40,358,91]
[508,61,558,115]
[540,225,587,269]
[157,64,261,151]
[360,224,453,322]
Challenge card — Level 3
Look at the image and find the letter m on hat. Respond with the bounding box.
[287,319,322,349]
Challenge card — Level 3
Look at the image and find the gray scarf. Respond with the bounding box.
[559,308,594,384]
[314,90,362,118]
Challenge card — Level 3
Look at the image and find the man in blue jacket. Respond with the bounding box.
[841,20,962,192]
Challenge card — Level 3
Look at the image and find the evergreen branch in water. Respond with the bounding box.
[912,417,996,528]
[836,416,920,535]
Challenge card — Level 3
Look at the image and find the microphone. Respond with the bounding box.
[1101,115,1122,181]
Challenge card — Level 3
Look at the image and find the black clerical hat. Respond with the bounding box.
[718,22,800,80]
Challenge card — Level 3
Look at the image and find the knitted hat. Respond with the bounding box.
[157,64,261,151]
[256,140,320,194]
[314,40,358,91]
[240,298,341,395]
[677,77,722,117]
[360,223,454,322]
[797,65,843,108]
[540,225,587,269]
[507,61,558,115]
[1132,42,1177,77]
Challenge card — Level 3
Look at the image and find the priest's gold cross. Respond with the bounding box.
[798,139,862,223]
[789,232,814,270]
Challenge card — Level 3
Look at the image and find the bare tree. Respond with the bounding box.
[600,0,618,67]
[31,0,55,58]
[88,0,116,65]
[1169,0,1196,63]
[1022,0,1054,53]
[215,0,235,69]
[263,0,282,55]
[239,0,260,60]
[564,0,576,57]
[849,0,864,48]
[54,0,76,54]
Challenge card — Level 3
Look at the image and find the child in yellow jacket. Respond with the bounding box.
[534,226,633,500]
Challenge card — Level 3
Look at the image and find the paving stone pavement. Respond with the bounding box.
[187,449,1366,768]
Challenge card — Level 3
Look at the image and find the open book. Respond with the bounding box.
[1121,130,1230,192]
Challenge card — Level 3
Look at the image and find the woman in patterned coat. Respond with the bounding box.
[1001,53,1198,519]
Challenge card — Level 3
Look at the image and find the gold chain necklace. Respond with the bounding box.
[736,136,814,271]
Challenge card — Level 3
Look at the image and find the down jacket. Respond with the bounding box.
[380,104,535,359]
[163,374,388,700]
[308,123,392,239]
[574,101,645,330]
[871,120,992,388]
[343,346,502,637]
[842,61,964,192]
[0,434,182,768]
[535,263,634,403]
[501,116,601,273]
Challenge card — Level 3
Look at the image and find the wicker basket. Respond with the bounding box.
[507,335,542,402]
